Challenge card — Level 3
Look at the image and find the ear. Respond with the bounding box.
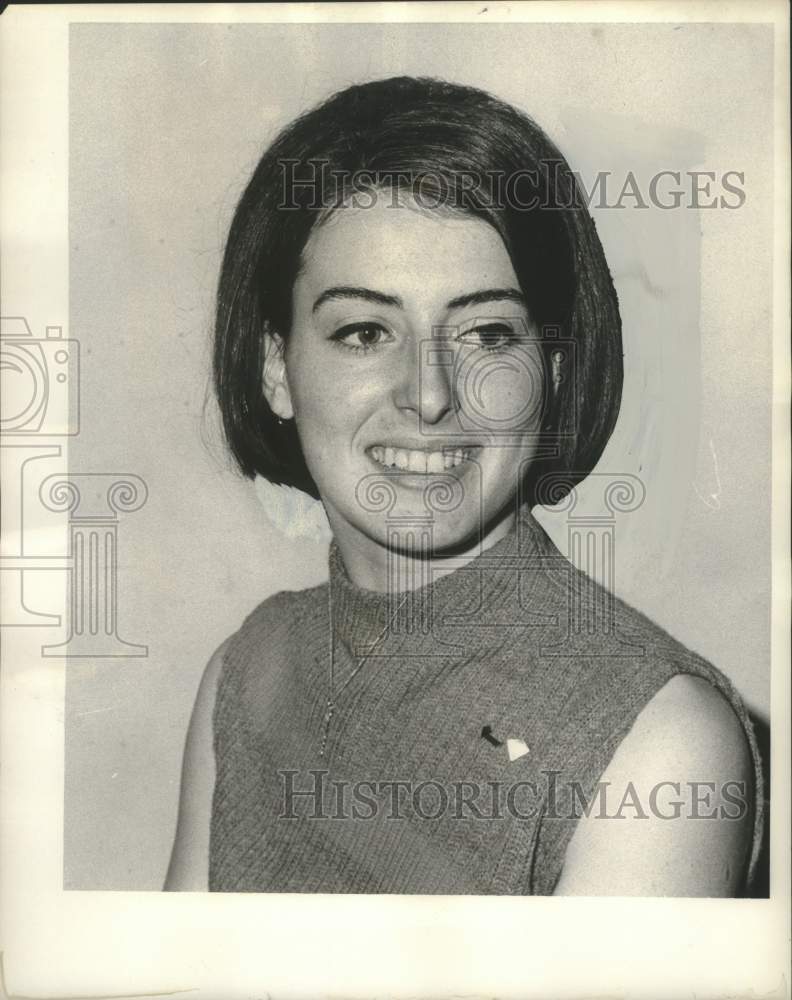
[262,330,294,420]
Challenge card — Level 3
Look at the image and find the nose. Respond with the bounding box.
[393,336,455,426]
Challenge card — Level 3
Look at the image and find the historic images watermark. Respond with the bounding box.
[279,160,747,212]
[278,769,751,823]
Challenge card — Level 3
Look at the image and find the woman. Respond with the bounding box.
[166,76,763,895]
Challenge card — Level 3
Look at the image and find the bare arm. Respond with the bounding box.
[163,637,231,891]
[554,674,754,897]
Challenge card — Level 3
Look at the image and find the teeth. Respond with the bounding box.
[369,446,471,472]
[407,451,425,473]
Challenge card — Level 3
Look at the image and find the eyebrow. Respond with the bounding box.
[312,286,400,313]
[312,285,527,314]
[446,288,526,310]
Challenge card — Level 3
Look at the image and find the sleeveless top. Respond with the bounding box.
[209,506,764,894]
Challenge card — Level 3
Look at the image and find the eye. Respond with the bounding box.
[457,323,521,352]
[330,322,393,353]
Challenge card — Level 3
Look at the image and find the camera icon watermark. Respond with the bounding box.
[0,317,79,436]
[417,321,576,442]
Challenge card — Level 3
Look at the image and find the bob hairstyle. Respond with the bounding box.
[214,76,622,502]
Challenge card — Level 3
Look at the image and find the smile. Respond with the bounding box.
[367,445,474,473]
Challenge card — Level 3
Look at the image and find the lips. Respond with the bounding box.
[367,445,474,473]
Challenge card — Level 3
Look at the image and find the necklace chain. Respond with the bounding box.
[319,589,409,757]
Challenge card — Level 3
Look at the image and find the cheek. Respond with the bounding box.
[283,341,337,426]
[455,348,545,430]
[285,350,380,442]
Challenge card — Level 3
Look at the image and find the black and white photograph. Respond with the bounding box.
[1,2,789,998]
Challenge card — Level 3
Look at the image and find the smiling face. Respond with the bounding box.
[264,190,551,586]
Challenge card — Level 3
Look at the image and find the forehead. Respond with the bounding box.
[295,194,518,300]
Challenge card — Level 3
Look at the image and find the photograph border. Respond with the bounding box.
[1,2,789,998]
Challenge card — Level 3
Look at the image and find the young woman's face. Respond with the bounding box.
[272,191,549,573]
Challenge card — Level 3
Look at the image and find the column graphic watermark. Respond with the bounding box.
[38,474,148,657]
[535,471,647,657]
[354,472,465,644]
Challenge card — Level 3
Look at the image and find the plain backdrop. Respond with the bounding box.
[64,21,773,889]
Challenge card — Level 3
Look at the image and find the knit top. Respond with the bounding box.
[209,505,764,895]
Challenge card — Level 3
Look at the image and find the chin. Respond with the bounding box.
[364,507,494,558]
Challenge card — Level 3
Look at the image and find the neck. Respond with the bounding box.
[326,504,521,594]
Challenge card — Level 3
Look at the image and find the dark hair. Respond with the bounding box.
[213,75,622,502]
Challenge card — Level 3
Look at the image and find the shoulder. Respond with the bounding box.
[217,584,328,681]
[566,571,750,729]
[221,581,328,667]
[628,673,751,766]
[232,583,328,642]
[164,635,233,891]
[175,588,310,773]
[609,674,754,810]
[211,583,329,728]
[577,585,757,788]
[192,634,233,726]
[555,674,755,896]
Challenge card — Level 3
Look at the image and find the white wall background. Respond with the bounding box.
[65,21,773,889]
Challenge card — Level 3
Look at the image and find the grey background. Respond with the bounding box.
[65,22,772,889]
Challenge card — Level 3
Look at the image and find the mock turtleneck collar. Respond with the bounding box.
[327,504,553,656]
